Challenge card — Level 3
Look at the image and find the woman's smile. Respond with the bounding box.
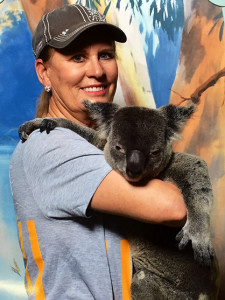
[82,85,107,95]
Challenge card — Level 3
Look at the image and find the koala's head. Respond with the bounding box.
[83,100,195,182]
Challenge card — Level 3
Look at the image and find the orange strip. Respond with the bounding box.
[27,220,45,300]
[105,240,108,256]
[18,221,33,295]
[121,240,132,300]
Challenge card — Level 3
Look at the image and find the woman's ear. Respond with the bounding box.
[35,59,51,87]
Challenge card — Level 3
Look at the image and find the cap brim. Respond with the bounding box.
[48,23,127,50]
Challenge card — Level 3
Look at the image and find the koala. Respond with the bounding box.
[19,100,219,299]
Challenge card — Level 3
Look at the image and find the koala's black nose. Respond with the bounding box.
[126,150,146,178]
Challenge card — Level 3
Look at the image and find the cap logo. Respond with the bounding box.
[53,22,105,42]
[84,7,106,22]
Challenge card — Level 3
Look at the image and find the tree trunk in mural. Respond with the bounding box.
[20,0,65,33]
[170,1,225,298]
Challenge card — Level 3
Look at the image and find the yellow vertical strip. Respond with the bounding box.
[18,221,33,295]
[121,240,132,300]
[105,240,108,256]
[27,220,45,300]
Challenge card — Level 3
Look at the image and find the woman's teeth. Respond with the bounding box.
[84,86,105,92]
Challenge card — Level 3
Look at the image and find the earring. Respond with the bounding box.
[44,86,51,93]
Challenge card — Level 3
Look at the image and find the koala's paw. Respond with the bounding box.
[18,118,43,142]
[19,127,29,143]
[40,118,57,134]
[176,223,214,266]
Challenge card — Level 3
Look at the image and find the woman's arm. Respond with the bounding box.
[90,170,187,227]
[16,129,186,225]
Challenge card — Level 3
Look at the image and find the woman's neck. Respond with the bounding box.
[47,98,94,128]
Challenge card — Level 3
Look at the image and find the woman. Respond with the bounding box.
[10,4,186,300]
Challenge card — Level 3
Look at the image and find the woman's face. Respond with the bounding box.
[44,39,118,126]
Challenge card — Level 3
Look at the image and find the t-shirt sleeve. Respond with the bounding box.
[22,128,112,218]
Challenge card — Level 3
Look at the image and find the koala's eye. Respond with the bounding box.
[150,150,161,157]
[115,145,125,154]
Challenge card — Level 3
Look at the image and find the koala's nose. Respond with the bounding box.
[126,150,146,178]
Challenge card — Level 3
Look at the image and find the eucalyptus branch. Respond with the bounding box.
[171,67,225,105]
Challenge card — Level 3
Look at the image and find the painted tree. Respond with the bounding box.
[170,1,225,298]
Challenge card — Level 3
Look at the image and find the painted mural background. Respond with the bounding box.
[0,0,224,298]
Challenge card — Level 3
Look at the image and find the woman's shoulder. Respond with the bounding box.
[12,127,103,166]
[20,127,90,149]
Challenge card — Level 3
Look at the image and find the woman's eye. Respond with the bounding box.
[100,52,114,60]
[72,55,85,63]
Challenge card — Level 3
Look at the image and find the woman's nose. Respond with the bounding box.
[86,58,105,78]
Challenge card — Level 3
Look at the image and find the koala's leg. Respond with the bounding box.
[131,268,197,300]
[19,118,106,149]
[162,152,214,266]
[131,269,168,300]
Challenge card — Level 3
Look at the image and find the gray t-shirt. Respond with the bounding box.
[10,128,132,300]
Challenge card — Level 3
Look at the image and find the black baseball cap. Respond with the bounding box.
[32,4,127,59]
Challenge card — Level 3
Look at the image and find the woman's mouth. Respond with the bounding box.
[82,86,106,95]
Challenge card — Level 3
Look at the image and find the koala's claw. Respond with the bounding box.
[40,119,57,134]
[19,130,29,143]
[192,240,214,266]
[176,229,189,250]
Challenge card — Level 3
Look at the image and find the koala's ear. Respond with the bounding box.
[160,104,196,141]
[82,100,120,138]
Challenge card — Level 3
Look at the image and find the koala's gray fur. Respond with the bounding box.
[19,100,219,299]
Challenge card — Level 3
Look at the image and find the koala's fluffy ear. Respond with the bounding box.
[82,100,120,139]
[160,104,196,141]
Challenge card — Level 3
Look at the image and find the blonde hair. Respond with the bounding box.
[36,89,51,118]
[35,47,52,117]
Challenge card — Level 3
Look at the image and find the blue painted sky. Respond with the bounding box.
[146,27,182,108]
[130,0,184,108]
[0,11,42,146]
